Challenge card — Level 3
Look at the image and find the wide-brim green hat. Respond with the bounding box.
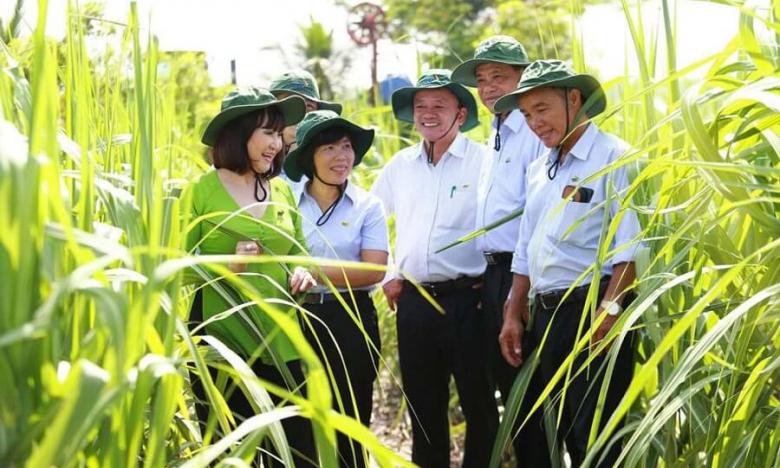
[283,110,375,182]
[391,69,480,132]
[451,35,531,87]
[494,59,607,118]
[269,70,343,115]
[202,87,306,146]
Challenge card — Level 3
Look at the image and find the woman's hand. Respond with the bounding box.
[289,267,317,294]
[228,240,262,273]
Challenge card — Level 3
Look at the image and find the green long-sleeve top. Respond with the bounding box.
[185,170,308,363]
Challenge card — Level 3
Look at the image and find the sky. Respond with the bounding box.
[2,0,746,94]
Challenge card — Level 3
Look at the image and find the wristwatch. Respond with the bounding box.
[600,300,623,316]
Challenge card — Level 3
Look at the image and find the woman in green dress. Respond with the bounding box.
[186,86,318,467]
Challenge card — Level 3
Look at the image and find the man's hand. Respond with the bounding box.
[499,315,525,367]
[383,279,404,311]
[591,307,619,353]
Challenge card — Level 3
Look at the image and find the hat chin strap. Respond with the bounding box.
[424,108,462,164]
[253,164,274,202]
[548,88,570,181]
[312,169,347,226]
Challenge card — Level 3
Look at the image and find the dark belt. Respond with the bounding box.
[534,276,611,311]
[303,290,371,305]
[483,251,513,266]
[405,276,481,298]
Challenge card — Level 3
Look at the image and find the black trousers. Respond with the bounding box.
[397,283,499,468]
[482,263,552,468]
[531,287,635,468]
[302,293,381,468]
[191,359,318,468]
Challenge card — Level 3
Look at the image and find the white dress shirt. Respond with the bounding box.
[476,110,545,253]
[512,123,642,296]
[296,181,389,293]
[371,132,487,283]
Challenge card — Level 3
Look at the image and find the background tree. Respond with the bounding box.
[381,0,573,67]
[296,16,352,100]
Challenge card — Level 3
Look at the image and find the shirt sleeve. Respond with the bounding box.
[361,196,390,253]
[371,163,401,281]
[370,163,394,216]
[608,163,642,266]
[511,163,534,276]
[511,207,531,276]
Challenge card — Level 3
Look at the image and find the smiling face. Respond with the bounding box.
[518,87,583,148]
[475,63,524,114]
[312,135,355,185]
[246,122,283,174]
[412,89,466,143]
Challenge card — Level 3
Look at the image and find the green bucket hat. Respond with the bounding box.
[451,35,531,87]
[283,110,375,183]
[494,60,607,117]
[202,87,306,146]
[269,70,343,115]
[391,69,480,132]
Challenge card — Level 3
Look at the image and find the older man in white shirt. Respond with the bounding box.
[453,35,548,468]
[497,60,642,468]
[372,69,498,468]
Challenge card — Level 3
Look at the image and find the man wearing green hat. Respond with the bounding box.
[452,35,548,468]
[371,69,498,468]
[497,60,641,467]
[269,69,343,155]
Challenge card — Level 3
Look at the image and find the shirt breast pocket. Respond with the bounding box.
[442,187,477,229]
[548,200,602,248]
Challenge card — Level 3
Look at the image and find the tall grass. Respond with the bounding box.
[0,1,777,468]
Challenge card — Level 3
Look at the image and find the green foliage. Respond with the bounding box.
[383,0,572,68]
[0,1,778,468]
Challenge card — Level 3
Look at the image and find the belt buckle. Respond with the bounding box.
[424,282,438,297]
[539,293,557,311]
[307,292,326,305]
[483,252,496,266]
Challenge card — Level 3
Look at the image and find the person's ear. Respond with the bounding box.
[569,89,583,112]
[457,106,467,126]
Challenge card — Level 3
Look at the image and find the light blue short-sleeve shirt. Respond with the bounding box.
[296,181,390,293]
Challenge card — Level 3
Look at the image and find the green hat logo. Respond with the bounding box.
[283,110,375,182]
[390,69,480,132]
[451,35,531,87]
[269,70,343,115]
[494,59,607,118]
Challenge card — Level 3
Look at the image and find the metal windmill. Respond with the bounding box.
[347,2,387,105]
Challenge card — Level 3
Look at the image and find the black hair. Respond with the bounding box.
[296,126,352,178]
[211,106,286,178]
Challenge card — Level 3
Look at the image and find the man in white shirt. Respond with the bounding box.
[496,60,641,467]
[452,35,548,468]
[372,69,498,468]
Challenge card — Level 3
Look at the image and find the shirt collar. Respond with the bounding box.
[494,109,524,134]
[567,122,598,161]
[297,178,357,205]
[547,122,598,163]
[408,132,468,161]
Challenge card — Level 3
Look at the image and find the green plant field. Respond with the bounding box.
[0,1,778,467]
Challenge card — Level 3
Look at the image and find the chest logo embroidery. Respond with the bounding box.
[342,221,350,227]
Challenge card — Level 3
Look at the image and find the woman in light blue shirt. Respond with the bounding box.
[283,110,388,468]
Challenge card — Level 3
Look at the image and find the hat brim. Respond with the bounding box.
[283,119,375,182]
[202,95,306,146]
[390,84,480,132]
[270,89,343,115]
[451,58,531,87]
[494,74,606,117]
